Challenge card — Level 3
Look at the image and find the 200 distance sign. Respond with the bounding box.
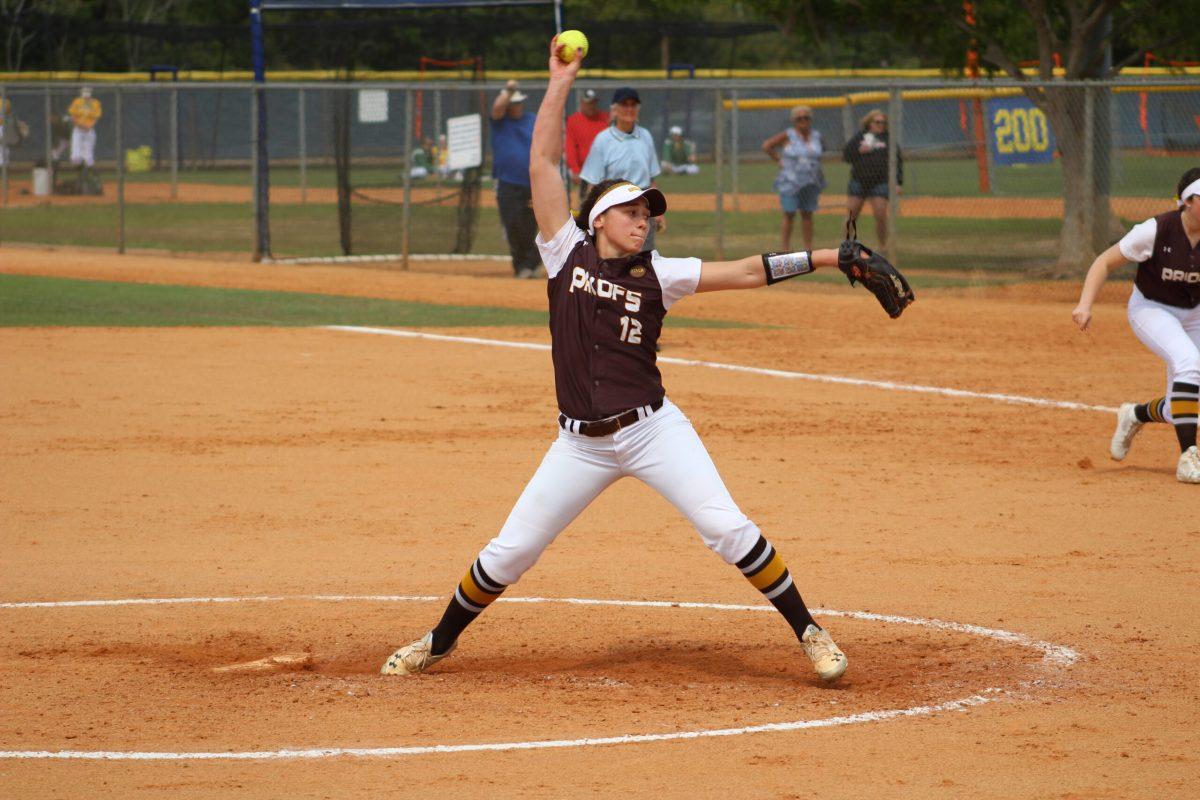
[987,97,1056,166]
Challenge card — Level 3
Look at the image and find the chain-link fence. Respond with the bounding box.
[2,78,1197,276]
[0,83,255,254]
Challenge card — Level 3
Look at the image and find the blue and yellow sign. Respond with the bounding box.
[988,97,1055,165]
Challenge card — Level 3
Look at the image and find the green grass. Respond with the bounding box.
[666,152,1196,197]
[108,151,1196,199]
[0,198,1065,272]
[6,149,1182,270]
[1,204,1041,272]
[655,209,1061,272]
[0,274,753,328]
[0,200,505,257]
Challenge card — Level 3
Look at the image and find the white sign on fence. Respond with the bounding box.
[446,113,483,170]
[357,90,388,123]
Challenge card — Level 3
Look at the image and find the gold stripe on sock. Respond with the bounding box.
[748,553,788,591]
[1171,399,1199,417]
[459,569,503,607]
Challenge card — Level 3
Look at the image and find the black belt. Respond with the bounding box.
[559,399,664,437]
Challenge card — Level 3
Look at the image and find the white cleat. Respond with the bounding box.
[1177,446,1200,484]
[1110,403,1143,461]
[801,624,848,683]
[380,631,456,676]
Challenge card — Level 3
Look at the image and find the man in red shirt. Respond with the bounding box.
[565,88,610,202]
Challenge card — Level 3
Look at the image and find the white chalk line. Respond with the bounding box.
[0,594,1079,761]
[0,693,1000,761]
[323,325,1117,414]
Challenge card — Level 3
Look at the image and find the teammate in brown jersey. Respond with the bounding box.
[382,36,868,683]
[1073,167,1200,483]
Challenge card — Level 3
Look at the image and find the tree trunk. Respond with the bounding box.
[1040,88,1088,275]
[1037,85,1116,277]
[3,0,31,71]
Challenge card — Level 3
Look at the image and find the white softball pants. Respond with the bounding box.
[70,127,96,166]
[1128,287,1200,422]
[477,398,761,586]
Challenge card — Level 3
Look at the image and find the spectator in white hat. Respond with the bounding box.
[491,79,542,278]
[661,125,699,175]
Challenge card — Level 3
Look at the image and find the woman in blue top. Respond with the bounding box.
[762,105,824,251]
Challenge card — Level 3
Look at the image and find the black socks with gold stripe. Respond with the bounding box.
[1170,382,1199,452]
[430,558,507,656]
[736,535,818,639]
[1134,397,1167,424]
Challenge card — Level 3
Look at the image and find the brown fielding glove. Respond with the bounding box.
[837,219,914,319]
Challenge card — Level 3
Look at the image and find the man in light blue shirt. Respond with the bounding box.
[579,86,664,251]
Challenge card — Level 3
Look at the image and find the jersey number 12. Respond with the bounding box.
[619,315,643,344]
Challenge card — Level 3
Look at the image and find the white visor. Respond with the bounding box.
[586,182,667,234]
[1179,178,1200,208]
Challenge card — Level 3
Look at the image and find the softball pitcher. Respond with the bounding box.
[1072,167,1200,483]
[381,37,869,684]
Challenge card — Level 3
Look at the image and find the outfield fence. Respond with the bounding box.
[0,78,1196,274]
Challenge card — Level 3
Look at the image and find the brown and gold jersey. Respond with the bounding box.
[1120,211,1200,309]
[536,220,701,420]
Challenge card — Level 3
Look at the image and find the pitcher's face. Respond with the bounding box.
[595,198,650,255]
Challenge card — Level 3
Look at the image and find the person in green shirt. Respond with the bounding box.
[661,126,698,175]
[410,137,434,179]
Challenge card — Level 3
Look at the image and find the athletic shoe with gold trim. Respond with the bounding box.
[801,624,847,683]
[1110,403,1143,461]
[1176,446,1200,484]
[380,631,456,676]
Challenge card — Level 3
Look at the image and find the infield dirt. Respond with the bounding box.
[1,247,1197,798]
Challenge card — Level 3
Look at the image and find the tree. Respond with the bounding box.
[746,0,1199,273]
[878,0,1195,275]
[116,0,181,70]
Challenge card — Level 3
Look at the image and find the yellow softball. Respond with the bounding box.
[556,30,589,63]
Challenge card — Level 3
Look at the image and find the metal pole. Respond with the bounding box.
[714,89,725,261]
[44,87,53,186]
[116,88,126,254]
[730,89,739,211]
[401,89,413,270]
[984,106,996,194]
[1,85,8,210]
[1083,85,1095,254]
[1109,81,1122,186]
[887,88,901,261]
[169,87,178,199]
[250,0,270,261]
[251,87,260,258]
[298,88,307,203]
[841,98,854,153]
[433,88,442,183]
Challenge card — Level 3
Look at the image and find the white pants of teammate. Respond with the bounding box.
[665,163,700,175]
[70,126,96,166]
[1128,286,1200,423]
[477,398,761,586]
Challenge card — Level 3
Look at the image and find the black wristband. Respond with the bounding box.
[761,250,814,285]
